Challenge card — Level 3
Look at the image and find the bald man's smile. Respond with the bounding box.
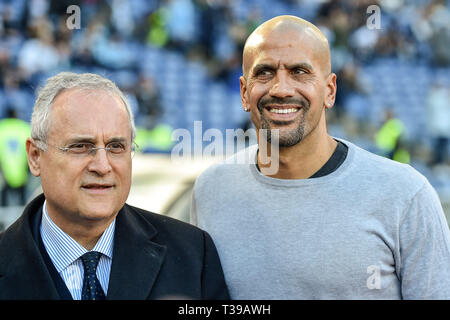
[258,96,310,124]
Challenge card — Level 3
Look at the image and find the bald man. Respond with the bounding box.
[190,16,450,299]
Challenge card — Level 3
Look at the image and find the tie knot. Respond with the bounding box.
[80,251,102,272]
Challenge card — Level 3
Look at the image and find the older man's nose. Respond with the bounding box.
[87,149,112,175]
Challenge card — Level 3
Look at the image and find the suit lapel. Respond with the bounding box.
[0,194,60,299]
[107,205,166,300]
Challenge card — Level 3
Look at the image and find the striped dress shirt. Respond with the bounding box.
[40,200,115,300]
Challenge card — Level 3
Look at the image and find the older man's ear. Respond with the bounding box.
[26,138,41,177]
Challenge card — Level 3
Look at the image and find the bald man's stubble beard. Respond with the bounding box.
[257,98,310,147]
[262,118,305,147]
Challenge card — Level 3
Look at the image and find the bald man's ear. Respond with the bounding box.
[240,76,250,112]
[26,138,42,177]
[325,73,337,109]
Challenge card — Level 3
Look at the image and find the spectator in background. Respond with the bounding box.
[425,0,450,66]
[0,108,30,206]
[110,0,135,37]
[375,109,410,164]
[134,74,162,129]
[0,25,24,78]
[426,81,450,165]
[335,62,362,119]
[91,28,137,70]
[70,18,103,67]
[0,0,28,30]
[146,6,170,48]
[17,18,63,77]
[133,73,174,152]
[1,70,34,120]
[349,20,379,61]
[165,0,197,53]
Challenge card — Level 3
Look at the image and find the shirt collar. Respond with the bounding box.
[40,200,115,273]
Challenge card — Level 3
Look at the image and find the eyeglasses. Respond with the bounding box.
[36,140,139,158]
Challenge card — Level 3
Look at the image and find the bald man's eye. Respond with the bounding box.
[291,68,307,75]
[254,69,274,78]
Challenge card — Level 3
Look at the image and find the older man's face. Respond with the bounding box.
[30,88,132,229]
[240,26,335,147]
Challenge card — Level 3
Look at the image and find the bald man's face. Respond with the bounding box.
[240,26,336,147]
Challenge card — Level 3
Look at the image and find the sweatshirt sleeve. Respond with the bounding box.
[398,180,450,299]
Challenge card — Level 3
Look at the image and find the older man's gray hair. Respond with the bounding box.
[31,72,137,150]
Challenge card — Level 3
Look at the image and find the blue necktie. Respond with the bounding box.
[80,251,106,300]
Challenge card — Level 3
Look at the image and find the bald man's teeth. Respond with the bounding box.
[269,108,299,114]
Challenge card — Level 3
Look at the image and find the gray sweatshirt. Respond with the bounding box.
[191,139,450,299]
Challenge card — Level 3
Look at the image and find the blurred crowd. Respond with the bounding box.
[0,0,450,206]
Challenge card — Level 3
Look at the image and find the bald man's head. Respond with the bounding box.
[242,15,331,79]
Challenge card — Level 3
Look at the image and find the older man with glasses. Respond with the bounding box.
[0,72,229,300]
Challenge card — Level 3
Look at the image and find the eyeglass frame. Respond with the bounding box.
[33,139,139,159]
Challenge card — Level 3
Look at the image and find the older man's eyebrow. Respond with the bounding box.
[106,137,129,145]
[66,136,96,144]
[65,136,128,145]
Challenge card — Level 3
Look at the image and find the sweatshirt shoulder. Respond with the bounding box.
[347,140,429,193]
[194,145,257,190]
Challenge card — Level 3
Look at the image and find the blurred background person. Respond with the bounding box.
[426,81,450,166]
[375,108,410,164]
[0,108,30,206]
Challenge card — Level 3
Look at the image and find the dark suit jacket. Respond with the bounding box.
[0,194,230,300]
